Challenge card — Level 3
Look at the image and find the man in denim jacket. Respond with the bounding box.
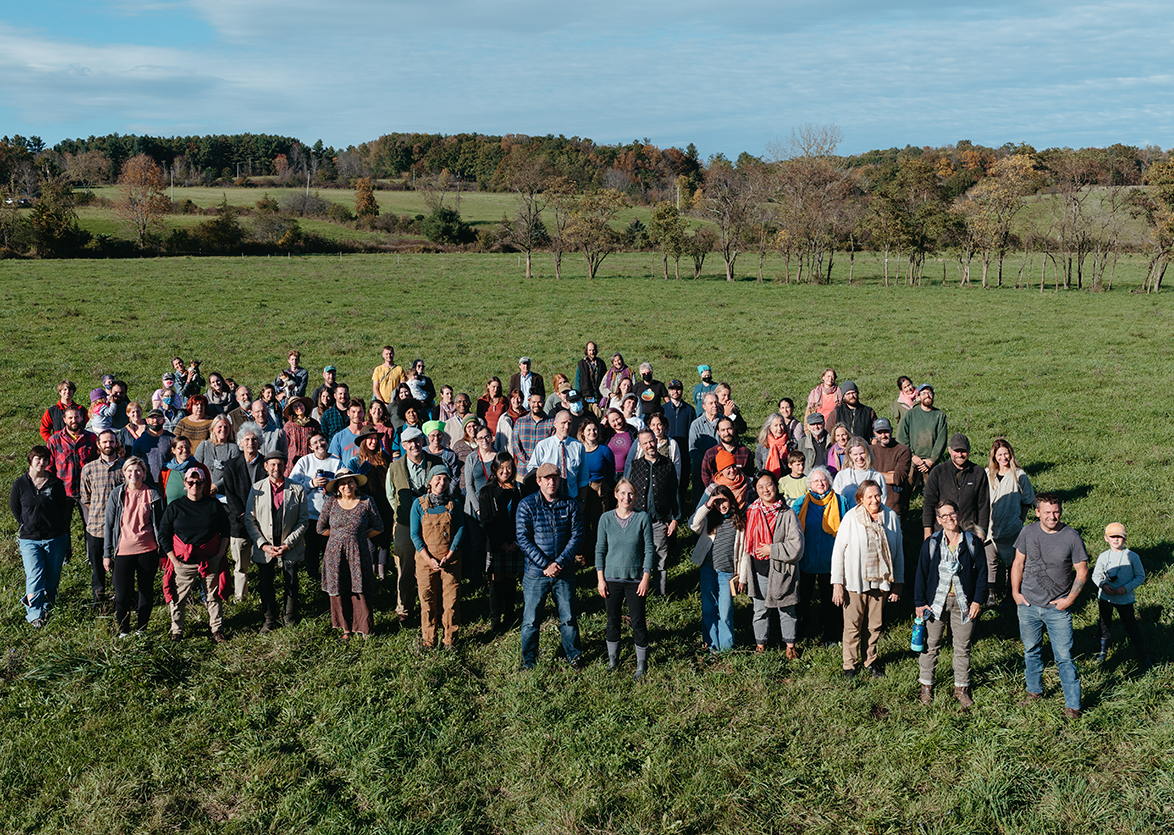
[516,463,584,670]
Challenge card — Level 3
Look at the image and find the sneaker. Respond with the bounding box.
[170,632,183,642]
[520,662,535,671]
[841,668,857,680]
[30,618,45,629]
[868,664,885,679]
[117,632,131,640]
[259,621,277,634]
[569,657,586,672]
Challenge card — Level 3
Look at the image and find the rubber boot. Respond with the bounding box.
[1097,638,1110,662]
[607,641,620,672]
[633,644,648,681]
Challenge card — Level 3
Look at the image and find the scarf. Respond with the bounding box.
[745,499,781,559]
[827,444,847,473]
[763,433,790,476]
[898,389,918,410]
[798,488,842,537]
[857,505,895,584]
[714,470,749,507]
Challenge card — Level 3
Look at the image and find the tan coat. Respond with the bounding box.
[244,478,308,565]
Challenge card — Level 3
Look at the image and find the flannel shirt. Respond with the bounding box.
[47,428,99,498]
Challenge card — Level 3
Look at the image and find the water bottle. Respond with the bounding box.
[910,615,927,653]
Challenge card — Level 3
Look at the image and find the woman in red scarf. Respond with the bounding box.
[737,471,804,657]
[755,414,794,477]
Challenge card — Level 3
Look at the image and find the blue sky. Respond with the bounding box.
[1,1,1171,158]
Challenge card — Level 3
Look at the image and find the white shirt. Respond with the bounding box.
[527,435,588,498]
[289,453,344,519]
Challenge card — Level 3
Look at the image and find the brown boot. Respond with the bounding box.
[785,645,800,660]
[919,684,933,705]
[953,686,974,709]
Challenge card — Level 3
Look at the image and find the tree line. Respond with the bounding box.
[1,128,1171,291]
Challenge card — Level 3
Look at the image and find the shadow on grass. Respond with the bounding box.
[1023,460,1055,478]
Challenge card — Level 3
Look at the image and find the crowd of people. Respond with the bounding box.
[9,346,1151,715]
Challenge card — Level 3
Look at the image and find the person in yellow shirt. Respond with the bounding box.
[371,345,405,404]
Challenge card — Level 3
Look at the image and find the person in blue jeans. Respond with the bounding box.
[690,485,743,652]
[1011,492,1089,719]
[516,462,584,670]
[10,446,73,628]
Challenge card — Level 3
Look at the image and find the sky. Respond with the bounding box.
[1,1,1172,159]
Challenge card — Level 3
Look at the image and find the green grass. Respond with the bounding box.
[1,254,1172,833]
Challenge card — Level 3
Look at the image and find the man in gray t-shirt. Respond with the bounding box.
[1011,493,1089,718]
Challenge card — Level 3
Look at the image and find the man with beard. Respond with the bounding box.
[510,393,552,478]
[801,413,831,475]
[662,379,696,512]
[627,430,680,595]
[869,418,912,515]
[574,342,607,417]
[700,417,754,489]
[132,409,175,487]
[79,429,124,606]
[830,382,877,442]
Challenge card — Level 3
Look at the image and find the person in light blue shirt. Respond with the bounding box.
[526,411,588,499]
[1092,522,1149,669]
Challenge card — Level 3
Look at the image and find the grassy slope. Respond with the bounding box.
[0,254,1172,834]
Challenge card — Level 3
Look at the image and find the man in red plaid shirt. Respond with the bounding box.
[46,405,99,560]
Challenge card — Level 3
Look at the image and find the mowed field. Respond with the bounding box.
[0,254,1172,834]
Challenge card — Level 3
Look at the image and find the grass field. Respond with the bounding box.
[1,253,1172,834]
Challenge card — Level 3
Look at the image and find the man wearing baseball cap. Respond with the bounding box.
[922,433,989,541]
[385,426,443,623]
[870,418,911,515]
[509,357,545,404]
[516,462,584,670]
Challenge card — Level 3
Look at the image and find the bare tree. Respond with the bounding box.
[505,155,553,279]
[696,157,756,281]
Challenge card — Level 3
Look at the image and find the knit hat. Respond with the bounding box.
[715,449,736,471]
[427,465,452,481]
[842,381,858,394]
[422,420,446,436]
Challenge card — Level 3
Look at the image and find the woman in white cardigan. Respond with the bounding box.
[831,480,903,678]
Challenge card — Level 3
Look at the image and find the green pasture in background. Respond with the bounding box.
[0,254,1171,834]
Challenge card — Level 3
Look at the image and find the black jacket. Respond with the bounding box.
[922,459,990,536]
[913,530,988,609]
[223,454,266,538]
[831,402,877,442]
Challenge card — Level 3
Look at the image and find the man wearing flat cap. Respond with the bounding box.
[245,450,309,632]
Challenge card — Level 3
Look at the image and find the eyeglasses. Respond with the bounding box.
[936,512,957,519]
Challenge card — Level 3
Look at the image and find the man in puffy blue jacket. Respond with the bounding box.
[516,463,584,670]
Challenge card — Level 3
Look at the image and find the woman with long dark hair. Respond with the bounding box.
[689,484,744,652]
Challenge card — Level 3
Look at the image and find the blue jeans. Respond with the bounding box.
[699,562,735,652]
[1018,602,1081,710]
[20,536,68,623]
[521,572,581,666]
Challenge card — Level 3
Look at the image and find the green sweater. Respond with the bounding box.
[594,510,655,580]
[896,406,948,463]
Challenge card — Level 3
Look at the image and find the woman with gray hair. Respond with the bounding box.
[791,465,848,647]
[832,438,888,509]
[755,413,794,478]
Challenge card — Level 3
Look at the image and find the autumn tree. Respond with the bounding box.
[354,177,378,224]
[959,154,1041,286]
[29,175,87,257]
[648,201,687,279]
[770,125,853,284]
[546,176,577,279]
[116,153,170,247]
[1133,161,1174,293]
[696,157,756,281]
[685,226,717,279]
[505,155,553,279]
[564,189,624,279]
[63,149,110,193]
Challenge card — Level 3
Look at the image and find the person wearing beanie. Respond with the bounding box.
[1091,523,1149,670]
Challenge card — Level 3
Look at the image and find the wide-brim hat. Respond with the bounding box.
[283,396,315,420]
[326,468,367,492]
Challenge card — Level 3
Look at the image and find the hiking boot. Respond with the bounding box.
[919,684,934,705]
[953,686,974,709]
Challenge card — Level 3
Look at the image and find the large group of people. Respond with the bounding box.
[10,349,1152,715]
